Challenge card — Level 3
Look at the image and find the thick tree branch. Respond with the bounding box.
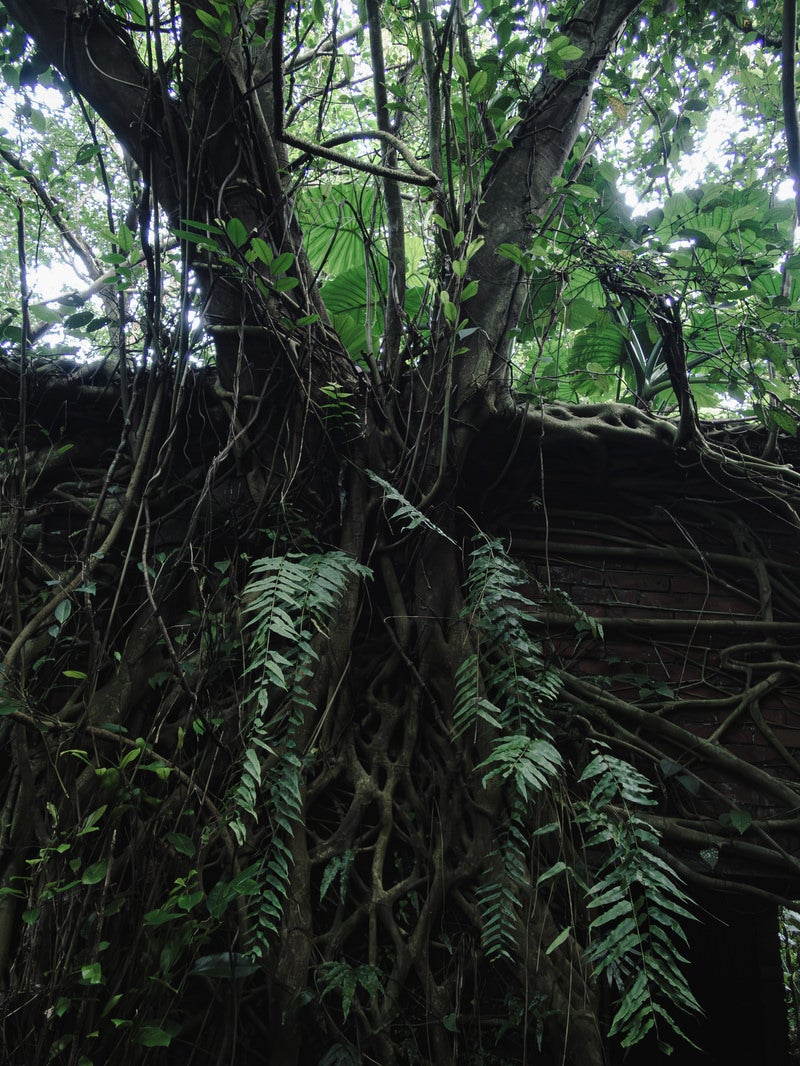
[449,0,643,421]
[366,0,406,378]
[418,0,444,182]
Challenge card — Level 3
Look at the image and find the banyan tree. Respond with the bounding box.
[1,1,800,1063]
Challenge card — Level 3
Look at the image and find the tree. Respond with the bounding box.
[0,1,799,1063]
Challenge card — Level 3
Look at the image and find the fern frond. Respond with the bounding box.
[477,735,562,800]
[579,746,699,1050]
[460,536,560,737]
[453,654,503,737]
[365,470,456,544]
[476,800,530,961]
[316,960,382,1022]
[459,537,567,961]
[228,550,370,956]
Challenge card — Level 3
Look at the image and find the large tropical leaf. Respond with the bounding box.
[297,182,384,277]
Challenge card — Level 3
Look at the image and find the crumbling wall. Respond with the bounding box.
[464,405,800,892]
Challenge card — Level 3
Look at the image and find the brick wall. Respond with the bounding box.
[466,418,800,887]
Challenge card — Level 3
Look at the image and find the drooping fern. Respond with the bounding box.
[231,550,370,958]
[475,797,532,961]
[366,470,457,544]
[455,537,697,1053]
[578,746,700,1050]
[456,537,563,961]
[455,535,561,740]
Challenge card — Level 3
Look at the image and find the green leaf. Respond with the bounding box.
[700,846,718,869]
[299,184,383,276]
[176,889,204,911]
[64,310,94,329]
[727,810,752,835]
[143,909,182,926]
[537,861,567,885]
[659,758,684,779]
[544,34,571,53]
[567,297,598,328]
[452,54,469,80]
[135,1025,173,1048]
[55,996,72,1018]
[568,184,599,201]
[78,806,107,836]
[273,276,299,293]
[116,222,134,254]
[75,143,100,165]
[546,926,572,954]
[469,70,488,96]
[166,831,196,857]
[226,217,248,248]
[0,698,18,717]
[271,252,294,274]
[81,963,103,985]
[248,236,273,265]
[365,470,456,545]
[194,9,220,30]
[82,861,108,885]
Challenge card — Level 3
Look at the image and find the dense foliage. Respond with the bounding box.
[1,1,800,1063]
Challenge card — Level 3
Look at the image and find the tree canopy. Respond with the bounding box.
[1,0,800,1063]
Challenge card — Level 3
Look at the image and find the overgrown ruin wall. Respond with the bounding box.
[464,408,800,1063]
[465,406,800,894]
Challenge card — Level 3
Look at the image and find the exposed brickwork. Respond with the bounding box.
[467,426,800,885]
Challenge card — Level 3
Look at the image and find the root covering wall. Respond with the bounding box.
[465,408,800,892]
[464,409,800,1063]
